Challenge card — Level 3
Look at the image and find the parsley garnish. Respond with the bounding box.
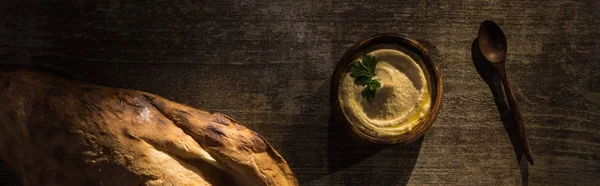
[347,55,381,103]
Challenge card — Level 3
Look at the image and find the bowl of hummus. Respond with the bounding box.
[331,34,443,144]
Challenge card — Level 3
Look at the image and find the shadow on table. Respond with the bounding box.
[326,115,422,185]
[0,158,22,186]
[471,38,529,185]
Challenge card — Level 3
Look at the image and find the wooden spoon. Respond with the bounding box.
[478,20,534,165]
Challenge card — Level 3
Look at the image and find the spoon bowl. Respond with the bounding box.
[478,21,508,63]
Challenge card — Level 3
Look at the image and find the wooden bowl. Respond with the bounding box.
[330,34,443,144]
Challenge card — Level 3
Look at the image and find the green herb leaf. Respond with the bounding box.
[361,80,381,102]
[367,80,381,91]
[361,88,374,102]
[347,54,381,103]
[362,55,378,72]
[354,76,371,86]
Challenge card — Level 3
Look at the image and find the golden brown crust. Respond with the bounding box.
[0,69,298,186]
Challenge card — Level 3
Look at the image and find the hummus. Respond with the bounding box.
[339,49,431,138]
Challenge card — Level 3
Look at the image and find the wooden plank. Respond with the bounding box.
[1,0,599,185]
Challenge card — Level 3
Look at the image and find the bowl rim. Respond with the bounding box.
[330,33,443,144]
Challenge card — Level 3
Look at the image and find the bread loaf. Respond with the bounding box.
[0,68,298,186]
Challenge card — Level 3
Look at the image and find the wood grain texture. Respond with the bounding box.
[1,0,599,185]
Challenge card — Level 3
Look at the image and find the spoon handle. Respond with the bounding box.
[496,64,534,165]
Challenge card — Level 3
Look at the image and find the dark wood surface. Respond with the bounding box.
[1,0,599,185]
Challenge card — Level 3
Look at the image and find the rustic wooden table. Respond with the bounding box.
[1,0,599,185]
